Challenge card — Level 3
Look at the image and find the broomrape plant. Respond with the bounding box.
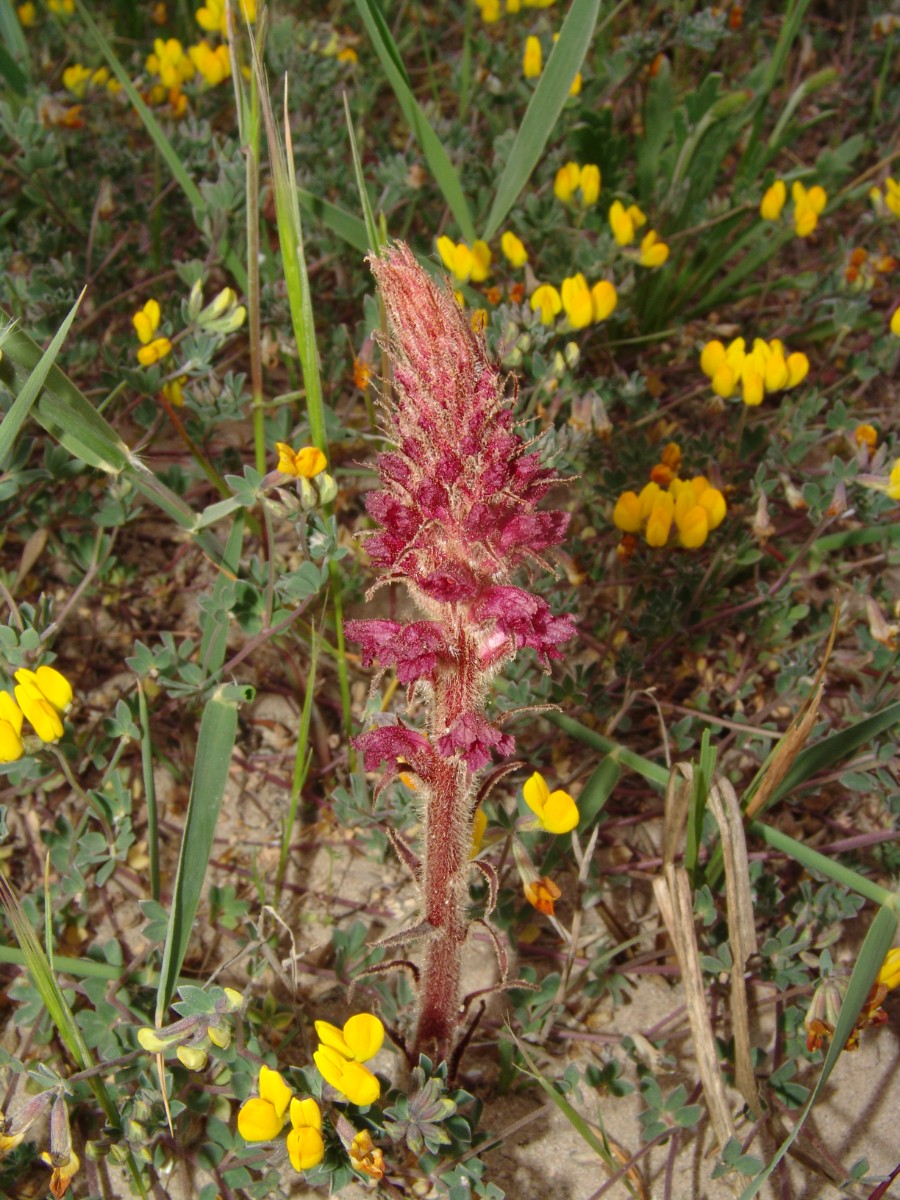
[347,243,576,1062]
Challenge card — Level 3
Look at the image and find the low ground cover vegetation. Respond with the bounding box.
[1,1,899,1197]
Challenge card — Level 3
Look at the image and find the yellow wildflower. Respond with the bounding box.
[792,181,827,238]
[523,35,542,79]
[638,229,669,267]
[470,239,492,283]
[591,280,617,322]
[471,806,488,857]
[553,161,580,205]
[609,200,646,246]
[145,38,195,90]
[286,1098,324,1172]
[237,1065,292,1142]
[0,692,24,764]
[137,338,172,367]
[62,64,92,98]
[313,1013,384,1106]
[891,306,900,337]
[645,491,674,547]
[523,771,578,834]
[132,299,162,345]
[578,163,601,206]
[189,40,231,85]
[349,1129,384,1180]
[854,424,878,450]
[17,3,36,26]
[760,179,786,221]
[275,444,327,479]
[877,948,900,990]
[530,283,562,325]
[612,491,642,533]
[48,0,74,12]
[500,231,528,268]
[884,178,900,218]
[560,273,593,329]
[436,235,474,284]
[196,0,255,35]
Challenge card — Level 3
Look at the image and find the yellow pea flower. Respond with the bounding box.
[638,229,669,267]
[676,505,708,549]
[17,3,36,26]
[315,1013,384,1063]
[700,340,725,378]
[286,1098,324,1172]
[0,693,24,764]
[133,299,161,345]
[553,162,580,205]
[436,236,474,284]
[569,71,582,96]
[275,444,327,479]
[792,181,827,237]
[62,64,92,98]
[645,492,674,547]
[741,361,765,407]
[237,1065,292,1142]
[500,231,528,268]
[612,491,642,533]
[17,666,72,712]
[878,948,900,990]
[137,337,173,366]
[313,1046,380,1106]
[608,200,634,245]
[523,771,578,834]
[578,163,601,206]
[591,279,617,322]
[884,178,900,218]
[890,306,900,337]
[524,875,562,916]
[560,273,593,329]
[855,423,878,450]
[711,363,737,399]
[760,179,786,221]
[786,351,809,387]
[764,346,789,392]
[523,35,542,79]
[529,283,562,325]
[470,806,488,857]
[189,40,231,85]
[470,239,492,283]
[698,485,726,530]
[13,666,72,744]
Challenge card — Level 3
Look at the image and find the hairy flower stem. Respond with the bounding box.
[349,243,575,1065]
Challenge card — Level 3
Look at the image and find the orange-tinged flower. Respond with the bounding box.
[524,875,562,916]
[523,771,578,834]
[349,1130,385,1180]
[855,423,878,450]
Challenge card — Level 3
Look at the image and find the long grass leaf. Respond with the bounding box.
[137,682,160,903]
[353,0,475,241]
[765,700,900,809]
[740,902,898,1199]
[748,821,896,908]
[546,711,670,788]
[483,0,603,241]
[0,0,29,81]
[0,289,84,469]
[155,683,251,1020]
[297,187,371,253]
[343,93,382,254]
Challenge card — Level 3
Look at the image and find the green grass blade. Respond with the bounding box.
[576,754,620,831]
[0,289,84,469]
[297,187,371,254]
[546,711,670,788]
[353,0,475,242]
[0,0,29,81]
[155,683,252,1020]
[740,902,898,1199]
[513,1034,614,1161]
[763,700,900,811]
[748,822,896,908]
[344,92,383,254]
[482,0,603,242]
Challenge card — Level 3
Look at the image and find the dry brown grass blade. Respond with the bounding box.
[744,597,841,821]
[708,777,760,1115]
[653,867,736,1150]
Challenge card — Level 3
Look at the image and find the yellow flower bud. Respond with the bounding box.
[553,161,580,204]
[500,231,528,267]
[613,491,642,533]
[590,280,617,321]
[786,352,809,387]
[700,340,726,379]
[560,273,593,329]
[578,163,601,207]
[645,492,674,547]
[760,180,786,221]
[523,35,542,79]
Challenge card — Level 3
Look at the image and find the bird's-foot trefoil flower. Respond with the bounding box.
[523,771,578,833]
